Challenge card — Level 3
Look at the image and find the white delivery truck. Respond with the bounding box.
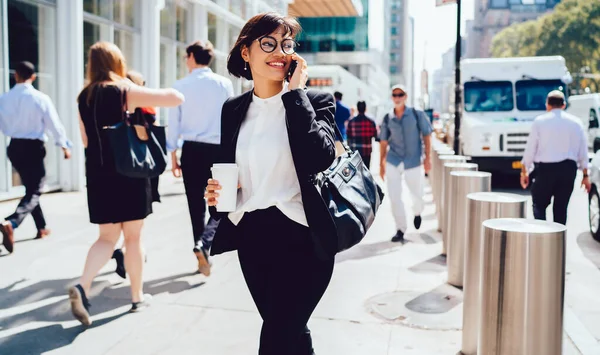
[458,56,571,175]
[567,94,600,152]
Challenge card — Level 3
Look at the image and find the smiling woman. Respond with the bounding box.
[207,12,338,355]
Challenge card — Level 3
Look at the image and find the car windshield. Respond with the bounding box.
[516,79,567,111]
[464,81,514,112]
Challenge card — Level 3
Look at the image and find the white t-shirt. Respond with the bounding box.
[228,83,307,227]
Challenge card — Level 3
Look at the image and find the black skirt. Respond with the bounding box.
[86,169,152,224]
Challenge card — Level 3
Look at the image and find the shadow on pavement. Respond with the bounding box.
[408,254,447,274]
[0,272,205,337]
[577,231,600,269]
[0,313,125,355]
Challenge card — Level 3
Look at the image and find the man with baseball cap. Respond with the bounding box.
[520,90,590,225]
[379,84,433,243]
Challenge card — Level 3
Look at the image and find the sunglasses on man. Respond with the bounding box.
[392,92,406,98]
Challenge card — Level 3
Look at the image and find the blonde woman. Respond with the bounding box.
[69,42,183,326]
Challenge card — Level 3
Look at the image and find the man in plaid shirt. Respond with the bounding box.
[347,101,377,168]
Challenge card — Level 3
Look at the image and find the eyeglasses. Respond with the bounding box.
[392,93,406,98]
[257,36,298,55]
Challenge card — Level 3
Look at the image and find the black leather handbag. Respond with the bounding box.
[312,124,385,254]
[95,88,168,178]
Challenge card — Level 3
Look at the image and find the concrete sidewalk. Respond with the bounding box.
[0,172,598,354]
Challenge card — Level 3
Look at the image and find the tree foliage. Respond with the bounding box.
[490,0,600,73]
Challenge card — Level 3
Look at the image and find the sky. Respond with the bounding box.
[369,0,476,97]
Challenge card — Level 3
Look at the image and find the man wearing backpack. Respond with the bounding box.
[379,85,433,243]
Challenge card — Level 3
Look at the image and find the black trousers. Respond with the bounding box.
[5,139,47,230]
[236,207,334,355]
[181,141,219,251]
[531,159,577,225]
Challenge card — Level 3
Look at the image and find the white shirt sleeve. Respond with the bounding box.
[41,95,72,148]
[167,104,182,152]
[578,124,590,169]
[521,121,539,171]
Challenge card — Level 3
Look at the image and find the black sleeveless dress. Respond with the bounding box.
[78,85,152,224]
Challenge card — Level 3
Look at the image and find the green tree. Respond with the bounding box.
[490,0,600,74]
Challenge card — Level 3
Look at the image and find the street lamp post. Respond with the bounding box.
[453,0,462,153]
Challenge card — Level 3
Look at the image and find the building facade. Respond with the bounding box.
[466,0,562,59]
[296,0,390,114]
[0,0,289,201]
[388,0,412,104]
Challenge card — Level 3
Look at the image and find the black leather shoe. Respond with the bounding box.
[112,249,126,279]
[391,230,405,243]
[414,216,422,230]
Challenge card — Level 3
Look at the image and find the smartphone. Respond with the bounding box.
[287,60,298,82]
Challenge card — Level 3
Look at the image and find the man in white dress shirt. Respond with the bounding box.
[520,90,591,225]
[0,61,72,254]
[168,40,234,276]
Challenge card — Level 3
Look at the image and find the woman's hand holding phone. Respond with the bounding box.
[288,54,308,91]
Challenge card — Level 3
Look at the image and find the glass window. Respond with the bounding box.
[176,5,187,42]
[515,79,566,111]
[390,66,397,74]
[208,13,217,46]
[297,0,369,54]
[490,0,509,8]
[160,5,174,38]
[464,81,514,112]
[114,29,136,70]
[114,0,138,27]
[230,0,245,18]
[391,26,398,36]
[176,46,188,80]
[230,25,240,52]
[84,0,112,19]
[390,53,397,62]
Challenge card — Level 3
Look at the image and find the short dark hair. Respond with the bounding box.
[334,91,343,100]
[547,97,565,108]
[15,61,35,80]
[186,40,215,66]
[228,12,301,81]
[357,101,366,114]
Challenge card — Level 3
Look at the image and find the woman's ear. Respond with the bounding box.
[241,45,250,63]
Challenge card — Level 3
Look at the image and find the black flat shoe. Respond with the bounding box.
[391,230,406,243]
[414,216,422,230]
[112,249,126,279]
[69,284,92,326]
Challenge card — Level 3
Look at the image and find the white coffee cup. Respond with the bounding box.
[210,163,239,212]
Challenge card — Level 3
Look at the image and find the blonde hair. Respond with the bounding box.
[80,41,128,105]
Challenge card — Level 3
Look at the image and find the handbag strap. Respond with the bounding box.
[92,86,105,166]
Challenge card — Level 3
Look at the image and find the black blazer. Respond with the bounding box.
[209,88,338,260]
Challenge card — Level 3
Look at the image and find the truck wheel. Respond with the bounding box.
[589,186,600,242]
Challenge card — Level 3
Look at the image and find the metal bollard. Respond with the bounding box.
[437,155,467,234]
[432,147,454,203]
[461,193,527,355]
[431,148,454,212]
[441,161,476,254]
[478,218,566,355]
[446,171,491,287]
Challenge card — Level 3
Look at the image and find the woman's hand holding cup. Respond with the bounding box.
[205,179,221,207]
